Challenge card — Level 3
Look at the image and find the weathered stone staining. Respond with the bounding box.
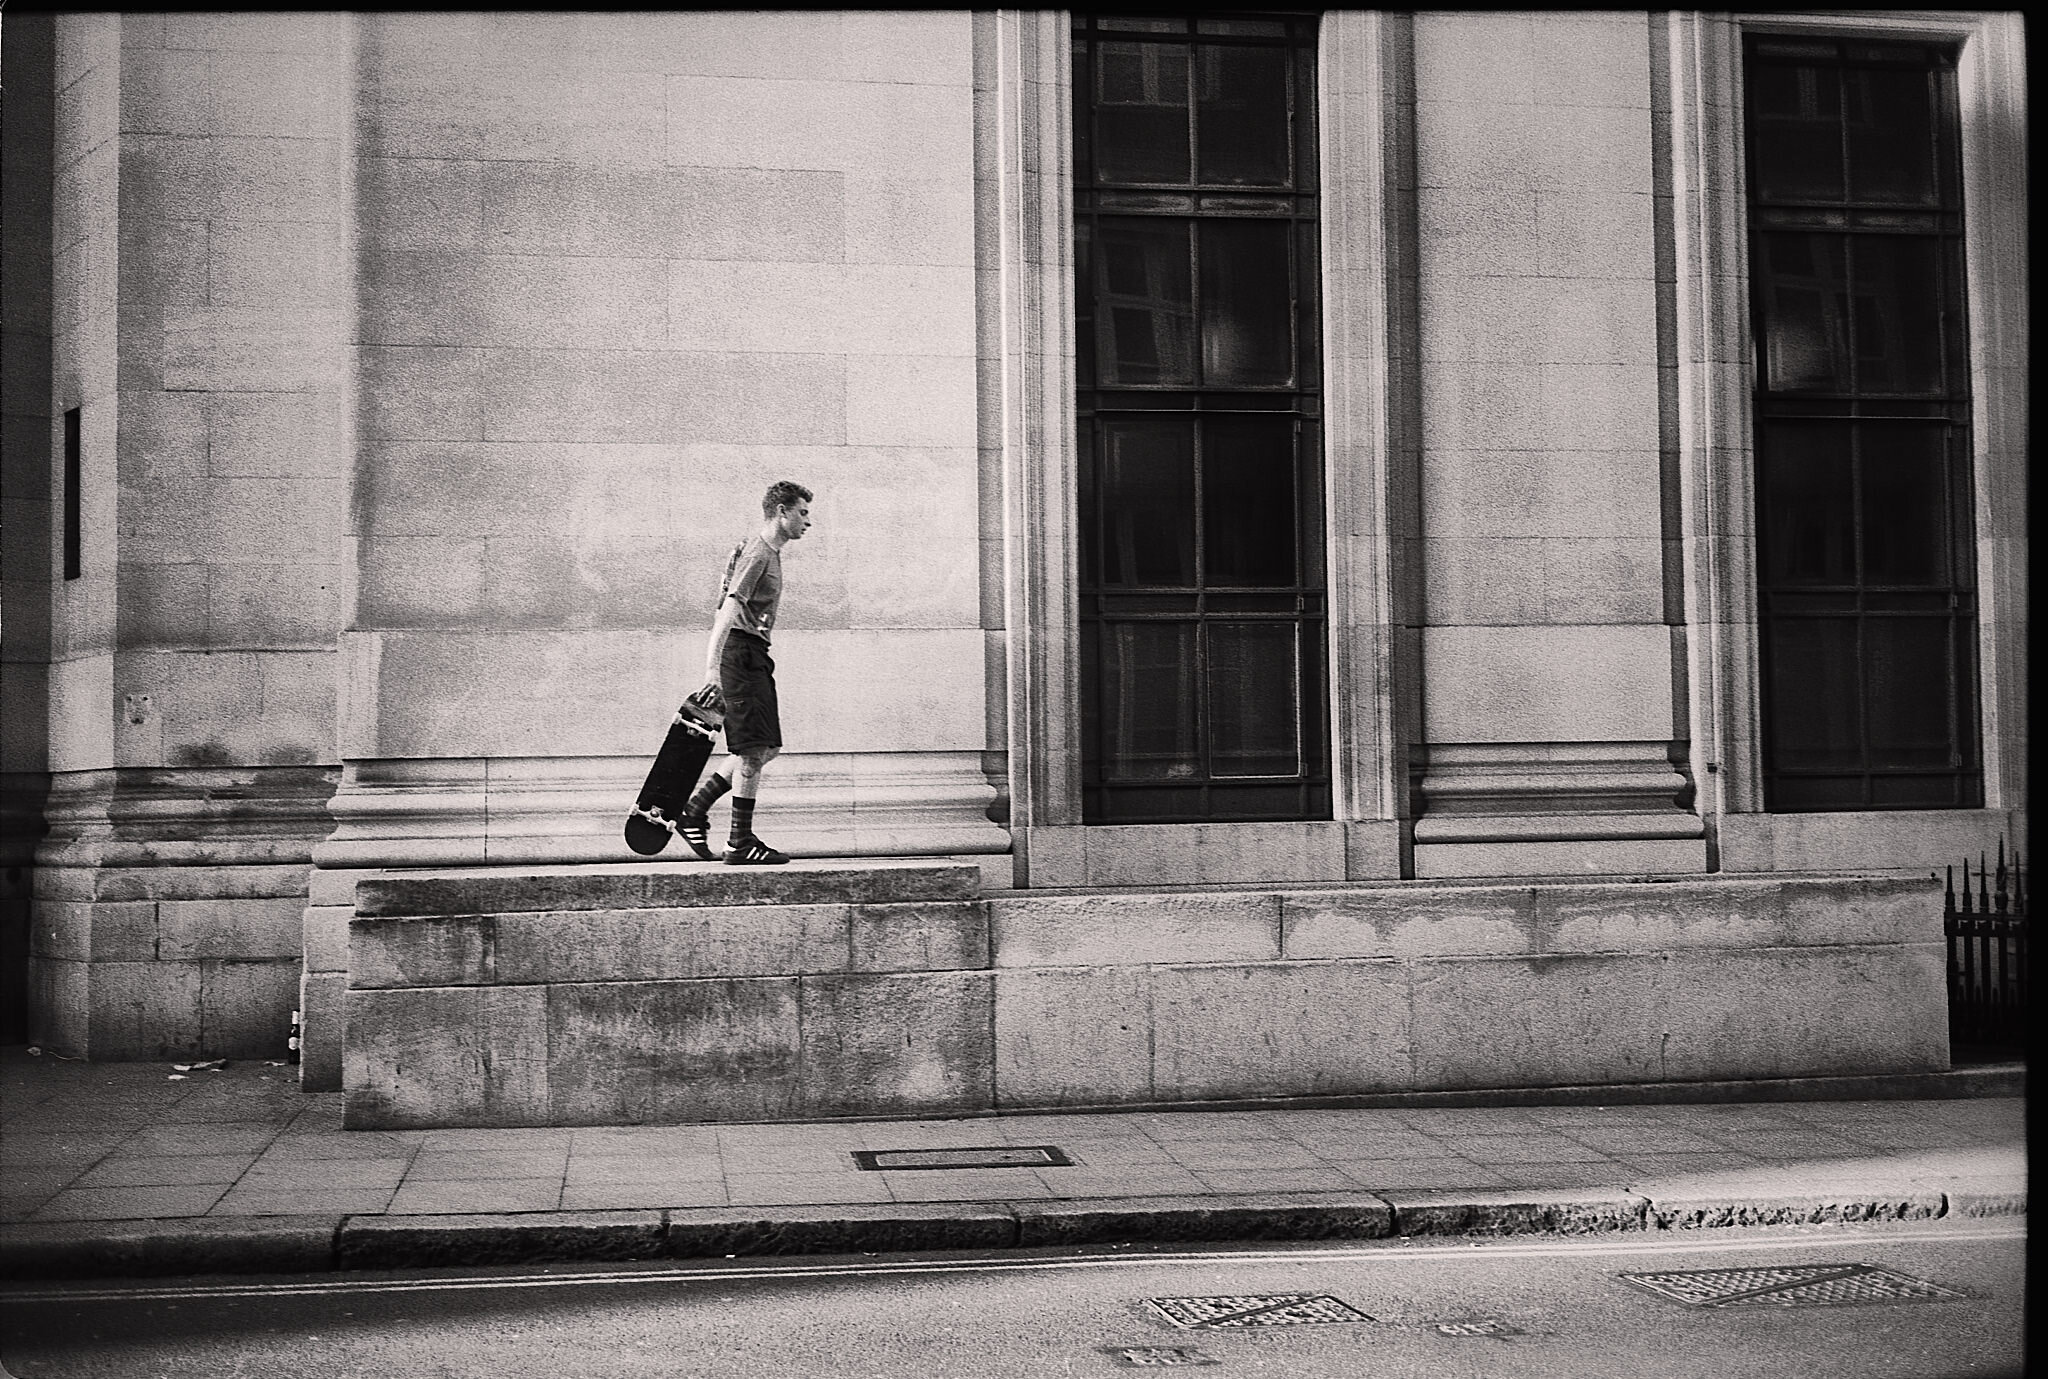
[341,863,1943,1129]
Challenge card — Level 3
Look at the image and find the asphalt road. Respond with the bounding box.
[0,1222,2026,1379]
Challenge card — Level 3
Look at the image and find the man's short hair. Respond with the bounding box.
[762,480,813,516]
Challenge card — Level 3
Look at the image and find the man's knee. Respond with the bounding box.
[741,746,779,770]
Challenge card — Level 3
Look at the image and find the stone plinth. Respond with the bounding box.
[343,865,1947,1129]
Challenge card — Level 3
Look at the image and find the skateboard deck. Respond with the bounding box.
[624,685,724,856]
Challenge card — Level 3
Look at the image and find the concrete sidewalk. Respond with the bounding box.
[0,1048,2025,1280]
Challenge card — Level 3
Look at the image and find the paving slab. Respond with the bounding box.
[0,1047,2023,1280]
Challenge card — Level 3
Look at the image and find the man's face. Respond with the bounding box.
[777,500,813,541]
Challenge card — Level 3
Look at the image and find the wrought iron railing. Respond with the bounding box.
[1944,840,2028,1052]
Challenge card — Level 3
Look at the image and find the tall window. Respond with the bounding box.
[1072,13,1328,824]
[1743,36,1981,811]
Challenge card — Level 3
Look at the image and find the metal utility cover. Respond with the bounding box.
[1101,1345,1221,1368]
[1145,1295,1374,1329]
[1621,1264,1968,1309]
[852,1145,1074,1171]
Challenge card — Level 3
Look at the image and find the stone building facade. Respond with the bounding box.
[0,12,2027,1094]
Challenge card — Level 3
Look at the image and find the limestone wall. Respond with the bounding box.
[332,12,1002,871]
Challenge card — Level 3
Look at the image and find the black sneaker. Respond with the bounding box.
[724,835,789,866]
[676,811,717,862]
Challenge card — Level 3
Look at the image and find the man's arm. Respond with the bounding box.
[704,594,743,687]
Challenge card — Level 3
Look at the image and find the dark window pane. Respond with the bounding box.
[1100,621,1199,780]
[1207,622,1300,776]
[1095,42,1191,184]
[1075,218,1097,385]
[1765,616,1863,769]
[1100,418,1195,586]
[1846,65,1937,204]
[1858,424,1948,585]
[1870,774,1964,807]
[1199,219,1293,386]
[1849,236,1944,393]
[1202,415,1296,585]
[1758,233,1849,391]
[1770,776,1865,810]
[1196,44,1290,186]
[1096,218,1195,385]
[1750,62,1845,201]
[1758,422,1854,585]
[1862,614,1957,766]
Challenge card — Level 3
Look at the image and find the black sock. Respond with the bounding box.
[686,772,731,817]
[729,795,756,842]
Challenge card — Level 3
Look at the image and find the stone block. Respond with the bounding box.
[199,957,300,1056]
[214,52,343,140]
[777,629,989,753]
[845,174,975,267]
[357,346,487,442]
[1537,364,1661,450]
[215,137,345,223]
[164,12,343,54]
[345,984,549,1128]
[1282,886,1535,960]
[1420,624,1674,742]
[119,46,215,137]
[116,563,210,644]
[994,966,1152,1108]
[337,1211,666,1269]
[1412,838,1707,878]
[1539,538,1667,623]
[663,1203,1019,1259]
[26,956,89,1054]
[1385,1188,1647,1236]
[544,978,802,1126]
[991,893,1279,968]
[480,164,844,263]
[1423,539,1547,624]
[206,567,340,647]
[359,157,483,250]
[155,896,303,960]
[1149,961,1412,1102]
[480,349,846,446]
[848,901,990,973]
[117,134,218,223]
[30,898,155,962]
[1526,14,1652,109]
[355,905,854,989]
[1535,192,1657,283]
[1418,362,1541,451]
[1413,13,1534,106]
[0,1216,339,1281]
[1014,1194,1396,1248]
[116,388,206,478]
[302,904,351,974]
[845,354,976,448]
[797,970,994,1117]
[206,220,342,308]
[356,860,978,918]
[1417,187,1539,278]
[364,250,668,351]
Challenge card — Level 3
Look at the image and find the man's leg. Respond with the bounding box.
[726,746,784,863]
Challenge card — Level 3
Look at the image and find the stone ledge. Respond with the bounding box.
[1642,1188,1947,1230]
[336,1210,666,1268]
[0,1216,339,1280]
[356,859,983,917]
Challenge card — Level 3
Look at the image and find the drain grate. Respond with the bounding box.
[852,1145,1073,1171]
[1145,1295,1374,1329]
[1622,1264,1968,1309]
[1101,1345,1220,1368]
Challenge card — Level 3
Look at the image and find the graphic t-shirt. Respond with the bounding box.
[722,536,783,644]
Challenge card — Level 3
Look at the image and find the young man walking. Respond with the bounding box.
[678,481,813,865]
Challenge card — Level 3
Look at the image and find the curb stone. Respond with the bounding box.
[1378,1189,1649,1236]
[1012,1193,1395,1247]
[664,1203,1017,1257]
[336,1211,666,1269]
[0,1217,340,1281]
[0,1184,2027,1282]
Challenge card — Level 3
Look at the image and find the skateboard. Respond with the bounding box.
[623,683,725,856]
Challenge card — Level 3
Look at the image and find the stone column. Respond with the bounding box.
[1407,11,1703,878]
[27,13,350,1057]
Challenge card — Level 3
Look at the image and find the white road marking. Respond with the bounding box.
[0,1222,2022,1307]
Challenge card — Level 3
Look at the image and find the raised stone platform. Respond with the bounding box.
[342,863,1949,1129]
